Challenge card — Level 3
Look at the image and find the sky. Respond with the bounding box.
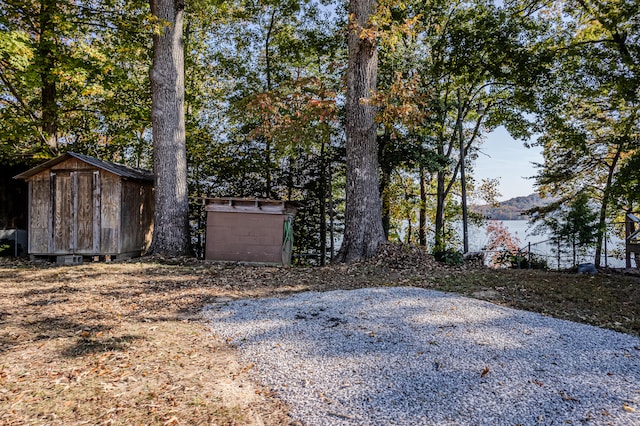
[473,126,544,201]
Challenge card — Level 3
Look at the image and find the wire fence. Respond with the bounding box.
[478,238,636,270]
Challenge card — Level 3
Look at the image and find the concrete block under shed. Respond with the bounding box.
[57,255,83,265]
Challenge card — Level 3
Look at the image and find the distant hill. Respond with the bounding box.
[471,194,548,220]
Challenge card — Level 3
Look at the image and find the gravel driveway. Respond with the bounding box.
[204,287,640,425]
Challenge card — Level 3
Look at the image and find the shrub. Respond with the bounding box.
[434,249,464,266]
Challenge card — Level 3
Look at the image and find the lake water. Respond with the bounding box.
[469,220,630,269]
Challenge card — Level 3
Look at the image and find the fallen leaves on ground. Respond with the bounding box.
[0,244,638,425]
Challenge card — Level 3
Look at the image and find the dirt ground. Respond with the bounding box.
[1,247,638,425]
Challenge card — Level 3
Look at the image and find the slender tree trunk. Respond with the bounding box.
[418,165,427,246]
[404,190,412,244]
[380,167,392,239]
[457,92,469,254]
[264,136,273,198]
[147,0,191,256]
[319,139,327,266]
[594,145,621,267]
[39,0,58,154]
[378,132,392,239]
[336,0,385,262]
[286,155,294,200]
[263,8,277,198]
[328,159,335,261]
[434,168,446,251]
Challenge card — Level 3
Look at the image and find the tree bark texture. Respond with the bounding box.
[39,0,58,154]
[336,0,385,262]
[147,0,191,256]
[418,165,427,246]
[594,144,621,267]
[434,169,446,251]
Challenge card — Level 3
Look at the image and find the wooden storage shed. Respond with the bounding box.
[205,198,297,266]
[14,152,154,261]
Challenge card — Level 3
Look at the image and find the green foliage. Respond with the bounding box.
[0,30,33,70]
[612,152,640,209]
[530,0,639,264]
[0,0,636,264]
[434,248,464,266]
[372,0,551,252]
[530,192,599,266]
[181,0,347,261]
[0,0,153,163]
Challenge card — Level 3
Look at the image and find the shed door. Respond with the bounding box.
[52,171,100,254]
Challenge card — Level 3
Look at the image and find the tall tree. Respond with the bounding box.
[336,0,386,262]
[146,0,191,256]
[531,0,639,266]
[373,0,546,252]
[0,0,153,163]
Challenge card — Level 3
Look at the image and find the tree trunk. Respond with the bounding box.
[263,8,276,198]
[380,169,392,239]
[594,144,621,267]
[319,140,327,266]
[335,0,385,262]
[418,165,427,246]
[38,0,58,154]
[147,0,191,257]
[328,159,335,261]
[457,92,469,254]
[378,132,392,239]
[434,168,446,252]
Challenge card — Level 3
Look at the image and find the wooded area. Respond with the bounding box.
[0,0,638,265]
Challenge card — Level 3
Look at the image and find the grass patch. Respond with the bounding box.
[0,256,638,425]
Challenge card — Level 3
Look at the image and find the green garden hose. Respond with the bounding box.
[282,215,294,266]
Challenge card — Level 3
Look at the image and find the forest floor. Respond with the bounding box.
[1,243,639,425]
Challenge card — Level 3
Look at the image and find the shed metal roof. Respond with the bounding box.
[13,152,154,182]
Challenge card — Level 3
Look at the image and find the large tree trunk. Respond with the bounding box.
[147,0,191,256]
[336,0,385,262]
[38,0,58,154]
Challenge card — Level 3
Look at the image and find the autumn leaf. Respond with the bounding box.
[481,367,490,378]
[164,416,179,426]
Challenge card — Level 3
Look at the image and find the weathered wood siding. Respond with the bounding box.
[75,171,99,253]
[49,170,100,254]
[121,180,154,253]
[100,172,121,254]
[52,172,73,253]
[206,211,285,264]
[21,154,153,257]
[51,157,93,173]
[29,171,51,254]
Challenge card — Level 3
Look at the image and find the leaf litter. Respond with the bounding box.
[0,243,639,425]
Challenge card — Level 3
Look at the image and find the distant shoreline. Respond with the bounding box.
[471,193,548,221]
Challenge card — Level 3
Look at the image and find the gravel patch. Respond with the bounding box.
[203,287,640,425]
